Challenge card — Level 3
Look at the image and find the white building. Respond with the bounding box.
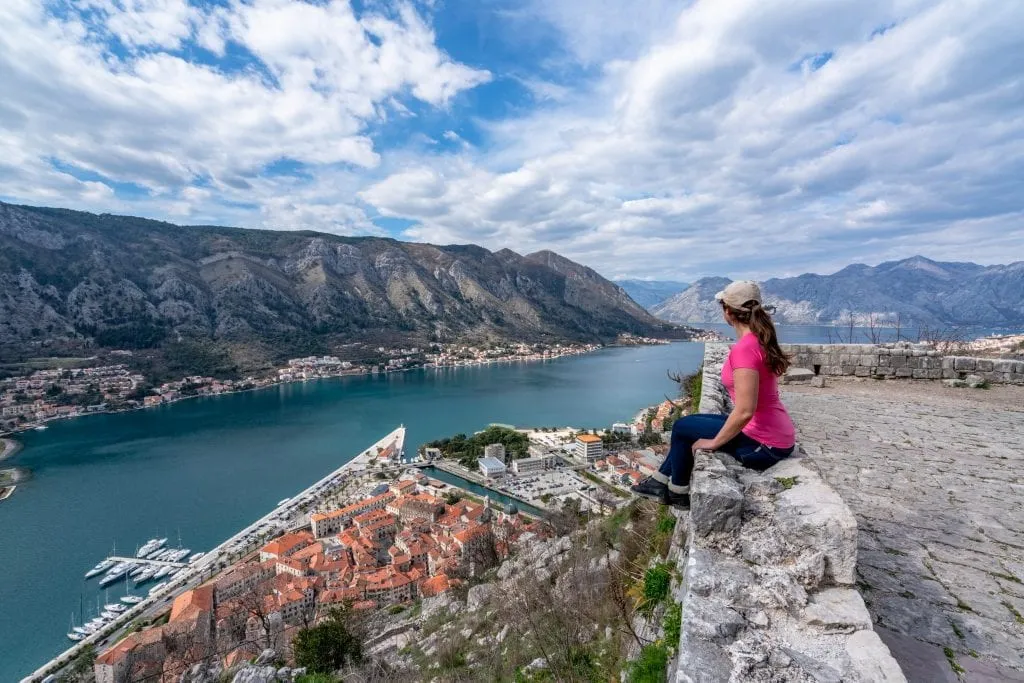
[483,443,507,462]
[479,456,507,478]
[574,434,603,462]
[512,454,556,475]
[527,444,550,459]
[611,423,631,435]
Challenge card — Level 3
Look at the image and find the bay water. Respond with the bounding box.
[1,322,1003,679]
[0,342,703,680]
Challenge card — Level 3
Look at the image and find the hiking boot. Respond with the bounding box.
[631,477,668,501]
[666,492,690,509]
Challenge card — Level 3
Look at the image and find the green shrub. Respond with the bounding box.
[663,602,682,645]
[627,643,668,682]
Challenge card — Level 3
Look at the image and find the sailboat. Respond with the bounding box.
[67,613,84,641]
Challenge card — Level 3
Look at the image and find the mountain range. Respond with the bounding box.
[0,202,683,375]
[651,257,1024,328]
[614,279,689,309]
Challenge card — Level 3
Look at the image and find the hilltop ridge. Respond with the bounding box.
[651,257,1024,326]
[0,202,686,374]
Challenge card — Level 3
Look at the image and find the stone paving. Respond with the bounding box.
[783,380,1024,683]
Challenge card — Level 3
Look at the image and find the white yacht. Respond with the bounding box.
[168,548,190,562]
[67,632,84,642]
[134,566,157,584]
[154,565,173,579]
[136,538,167,558]
[85,559,115,579]
[101,610,120,620]
[121,594,144,605]
[188,552,204,563]
[104,602,127,613]
[129,565,148,579]
[99,563,133,587]
[148,582,168,596]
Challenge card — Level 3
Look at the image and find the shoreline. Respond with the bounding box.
[1,437,22,462]
[1,342,644,439]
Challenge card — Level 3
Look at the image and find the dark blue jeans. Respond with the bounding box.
[655,413,793,490]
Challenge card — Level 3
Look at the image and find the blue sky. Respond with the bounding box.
[1,0,1022,281]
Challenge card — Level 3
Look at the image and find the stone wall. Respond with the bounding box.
[673,344,906,682]
[782,342,1024,384]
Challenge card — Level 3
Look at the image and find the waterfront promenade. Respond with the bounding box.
[21,426,405,683]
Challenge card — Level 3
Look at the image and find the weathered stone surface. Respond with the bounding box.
[804,588,873,633]
[783,367,816,384]
[771,460,858,587]
[785,380,1024,677]
[845,631,911,683]
[810,375,826,388]
[942,378,967,387]
[690,472,744,536]
[675,637,733,683]
[467,583,495,611]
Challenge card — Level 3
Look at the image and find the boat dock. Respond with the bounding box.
[105,555,187,569]
[22,426,406,683]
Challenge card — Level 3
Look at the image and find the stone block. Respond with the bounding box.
[911,369,927,379]
[841,365,856,375]
[976,359,994,372]
[890,355,907,368]
[782,647,843,683]
[911,349,926,357]
[770,460,858,586]
[690,470,744,537]
[810,376,826,388]
[894,368,912,378]
[858,355,878,366]
[846,631,909,682]
[954,357,976,371]
[926,369,942,379]
[683,593,745,643]
[675,636,733,683]
[941,357,955,370]
[877,356,891,367]
[803,588,873,633]
[783,368,815,384]
[855,366,870,377]
[993,359,1016,373]
[965,374,986,388]
[941,369,957,379]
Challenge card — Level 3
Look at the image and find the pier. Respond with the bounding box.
[22,426,406,683]
[105,556,187,569]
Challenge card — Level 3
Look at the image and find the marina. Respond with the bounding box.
[23,426,406,683]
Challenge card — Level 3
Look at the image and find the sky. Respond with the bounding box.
[1,0,1023,282]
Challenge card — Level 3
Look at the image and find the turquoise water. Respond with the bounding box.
[0,342,705,680]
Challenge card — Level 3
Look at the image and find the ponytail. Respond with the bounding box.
[723,300,791,376]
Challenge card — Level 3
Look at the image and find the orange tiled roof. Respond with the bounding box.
[170,584,214,623]
[420,574,451,597]
[576,434,602,444]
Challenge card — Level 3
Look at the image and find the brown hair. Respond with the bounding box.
[723,300,791,376]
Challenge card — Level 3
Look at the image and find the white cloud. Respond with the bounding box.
[361,0,1024,279]
[1,0,1022,282]
[0,0,489,231]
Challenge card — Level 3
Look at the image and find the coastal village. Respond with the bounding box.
[81,401,681,682]
[0,339,673,436]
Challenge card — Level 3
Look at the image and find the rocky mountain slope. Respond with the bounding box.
[0,202,683,371]
[652,257,1024,327]
[614,279,689,309]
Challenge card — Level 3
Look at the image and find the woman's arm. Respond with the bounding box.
[694,368,759,451]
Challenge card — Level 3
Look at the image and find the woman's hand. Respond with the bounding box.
[692,438,717,452]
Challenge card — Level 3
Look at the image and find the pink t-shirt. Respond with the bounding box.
[721,333,795,448]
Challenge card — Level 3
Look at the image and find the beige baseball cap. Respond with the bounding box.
[715,280,762,309]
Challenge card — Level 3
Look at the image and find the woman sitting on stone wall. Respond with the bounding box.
[632,280,796,508]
